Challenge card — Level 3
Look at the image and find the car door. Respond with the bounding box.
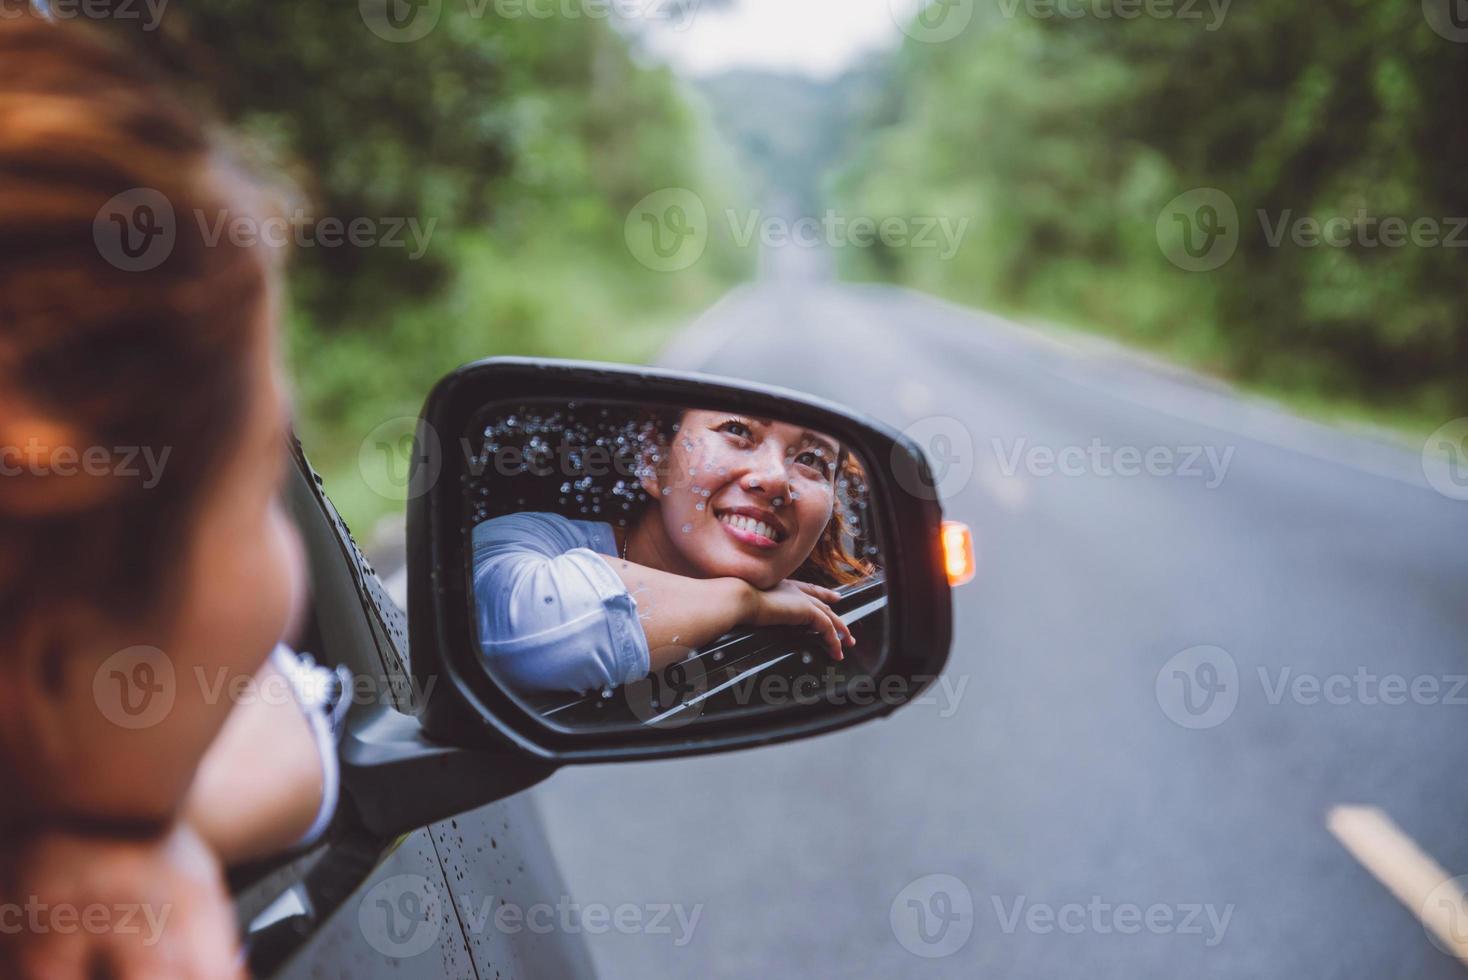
[232,440,595,978]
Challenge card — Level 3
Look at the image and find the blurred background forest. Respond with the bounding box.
[112,0,1466,531]
[834,1,1468,433]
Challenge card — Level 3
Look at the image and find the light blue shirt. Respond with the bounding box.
[472,513,650,694]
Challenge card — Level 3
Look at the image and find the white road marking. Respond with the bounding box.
[895,377,938,418]
[1327,804,1468,967]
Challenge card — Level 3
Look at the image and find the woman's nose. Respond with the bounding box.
[739,445,791,495]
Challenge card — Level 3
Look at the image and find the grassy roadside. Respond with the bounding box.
[935,285,1453,454]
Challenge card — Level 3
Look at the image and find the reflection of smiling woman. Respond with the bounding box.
[473,410,872,693]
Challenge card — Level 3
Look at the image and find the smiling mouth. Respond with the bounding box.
[716,509,785,546]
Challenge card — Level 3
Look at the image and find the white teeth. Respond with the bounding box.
[720,513,779,541]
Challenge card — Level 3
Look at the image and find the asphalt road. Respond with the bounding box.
[520,272,1468,978]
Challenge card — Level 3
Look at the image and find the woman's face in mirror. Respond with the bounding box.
[641,410,840,589]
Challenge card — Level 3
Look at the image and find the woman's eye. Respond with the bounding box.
[717,419,753,440]
[795,451,833,477]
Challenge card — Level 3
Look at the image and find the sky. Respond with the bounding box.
[639,0,923,78]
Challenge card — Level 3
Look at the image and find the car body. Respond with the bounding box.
[237,441,597,978]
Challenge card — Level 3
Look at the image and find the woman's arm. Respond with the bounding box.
[0,823,245,980]
[471,512,853,693]
[602,558,855,669]
[182,655,331,866]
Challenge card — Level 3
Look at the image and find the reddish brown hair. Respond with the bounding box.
[794,452,876,588]
[0,16,270,644]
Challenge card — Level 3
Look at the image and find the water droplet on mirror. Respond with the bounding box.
[695,502,705,511]
[801,652,813,665]
[661,488,671,496]
[681,523,693,533]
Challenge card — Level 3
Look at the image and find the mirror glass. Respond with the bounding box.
[460,399,888,733]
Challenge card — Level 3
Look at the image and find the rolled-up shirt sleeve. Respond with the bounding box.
[269,645,347,849]
[472,513,650,694]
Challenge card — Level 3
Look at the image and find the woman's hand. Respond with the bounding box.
[603,559,856,672]
[744,579,855,661]
[0,823,245,980]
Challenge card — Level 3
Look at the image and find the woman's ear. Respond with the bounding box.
[1,609,187,829]
[637,442,665,499]
[0,614,101,821]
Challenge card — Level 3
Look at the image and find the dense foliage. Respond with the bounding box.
[124,2,748,528]
[838,1,1468,423]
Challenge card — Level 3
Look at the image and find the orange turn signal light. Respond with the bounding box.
[941,520,975,587]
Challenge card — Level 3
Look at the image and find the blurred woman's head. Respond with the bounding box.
[0,17,304,830]
[632,409,871,590]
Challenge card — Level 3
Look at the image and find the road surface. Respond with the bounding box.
[519,275,1468,978]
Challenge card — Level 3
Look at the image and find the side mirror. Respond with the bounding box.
[404,358,956,763]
